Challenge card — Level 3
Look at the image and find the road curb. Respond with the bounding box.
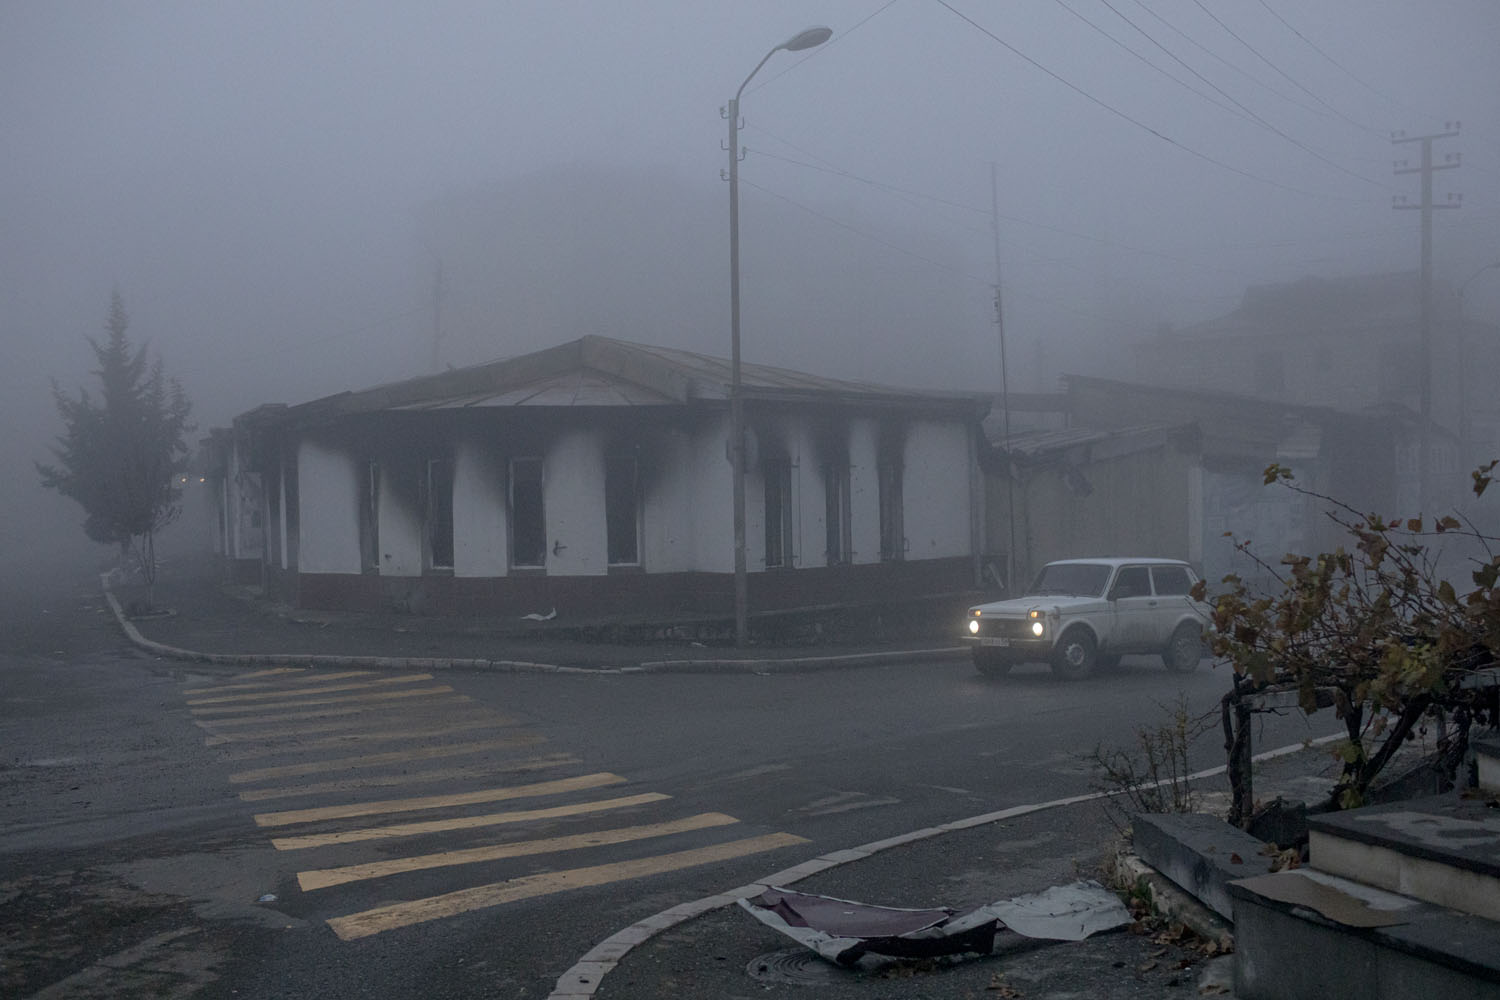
[101,579,968,675]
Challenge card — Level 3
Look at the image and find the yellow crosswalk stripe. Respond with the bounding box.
[189,685,456,717]
[298,812,741,891]
[184,670,372,696]
[228,735,544,784]
[271,792,671,850]
[222,718,506,760]
[204,710,501,746]
[186,674,433,706]
[194,696,476,731]
[235,755,582,803]
[254,772,627,827]
[326,832,810,940]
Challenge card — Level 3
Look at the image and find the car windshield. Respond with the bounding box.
[1025,563,1112,598]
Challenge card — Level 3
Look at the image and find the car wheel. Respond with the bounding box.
[1050,629,1097,680]
[1164,623,1204,673]
[972,648,1014,677]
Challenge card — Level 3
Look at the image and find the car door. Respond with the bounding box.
[1108,565,1156,652]
[1148,564,1198,646]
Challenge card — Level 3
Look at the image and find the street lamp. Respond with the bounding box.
[726,26,831,647]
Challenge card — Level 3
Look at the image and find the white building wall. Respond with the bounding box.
[546,429,607,576]
[295,438,360,574]
[684,415,734,573]
[380,463,423,576]
[454,441,507,576]
[848,419,882,565]
[641,427,700,572]
[902,419,972,559]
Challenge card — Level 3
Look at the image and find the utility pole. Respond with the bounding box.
[429,254,446,374]
[1393,125,1461,514]
[990,163,1016,594]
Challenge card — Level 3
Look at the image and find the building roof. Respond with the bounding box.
[242,336,989,428]
[1160,272,1430,343]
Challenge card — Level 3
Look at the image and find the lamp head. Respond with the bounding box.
[781,26,832,51]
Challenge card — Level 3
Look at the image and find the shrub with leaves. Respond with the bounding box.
[1195,461,1499,816]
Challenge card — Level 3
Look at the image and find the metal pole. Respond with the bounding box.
[990,162,1016,594]
[724,28,830,647]
[729,95,748,647]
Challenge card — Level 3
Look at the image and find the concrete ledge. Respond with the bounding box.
[1132,812,1280,920]
[1475,737,1500,794]
[1229,869,1500,999]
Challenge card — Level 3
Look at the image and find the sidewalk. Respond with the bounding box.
[106,567,1340,999]
[115,570,971,674]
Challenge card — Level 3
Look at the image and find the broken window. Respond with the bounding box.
[764,457,793,569]
[824,463,851,565]
[878,457,904,562]
[424,458,454,571]
[510,457,545,569]
[358,459,380,574]
[605,450,639,566]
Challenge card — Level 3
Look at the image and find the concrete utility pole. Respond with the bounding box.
[989,163,1016,594]
[1393,125,1461,515]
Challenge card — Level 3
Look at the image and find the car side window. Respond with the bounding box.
[1111,566,1150,599]
[1151,566,1191,596]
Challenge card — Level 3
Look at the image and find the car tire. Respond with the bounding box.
[972,648,1014,677]
[1164,623,1204,673]
[1051,629,1097,680]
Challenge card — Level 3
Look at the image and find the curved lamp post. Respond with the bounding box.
[727,26,831,647]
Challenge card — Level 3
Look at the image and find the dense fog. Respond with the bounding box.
[3,1,1497,573]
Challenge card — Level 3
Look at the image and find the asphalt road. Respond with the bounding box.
[0,572,1326,998]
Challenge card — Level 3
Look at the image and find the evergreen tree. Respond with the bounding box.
[37,290,193,605]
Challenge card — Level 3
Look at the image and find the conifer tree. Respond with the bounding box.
[38,291,193,606]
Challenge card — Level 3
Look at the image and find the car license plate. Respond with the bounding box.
[981,637,1010,647]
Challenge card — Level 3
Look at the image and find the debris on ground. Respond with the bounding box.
[737,880,1131,968]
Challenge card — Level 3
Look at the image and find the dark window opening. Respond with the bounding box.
[605,451,640,566]
[878,459,904,562]
[824,463,851,565]
[764,458,793,569]
[510,457,546,568]
[359,460,380,573]
[425,458,454,571]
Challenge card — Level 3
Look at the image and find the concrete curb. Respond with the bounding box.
[101,579,968,675]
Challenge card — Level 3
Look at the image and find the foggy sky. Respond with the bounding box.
[4,1,1498,568]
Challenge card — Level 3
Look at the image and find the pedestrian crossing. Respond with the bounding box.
[183,666,808,941]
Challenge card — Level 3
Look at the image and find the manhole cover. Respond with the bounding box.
[746,949,842,986]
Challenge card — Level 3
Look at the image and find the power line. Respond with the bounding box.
[931,0,1367,202]
[1187,0,1383,137]
[1252,0,1445,131]
[1077,0,1392,189]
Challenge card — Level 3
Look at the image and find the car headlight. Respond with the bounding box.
[1030,620,1044,637]
[968,618,980,635]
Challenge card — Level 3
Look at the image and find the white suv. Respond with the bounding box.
[965,558,1211,679]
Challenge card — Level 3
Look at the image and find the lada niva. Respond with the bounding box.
[965,558,1212,679]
